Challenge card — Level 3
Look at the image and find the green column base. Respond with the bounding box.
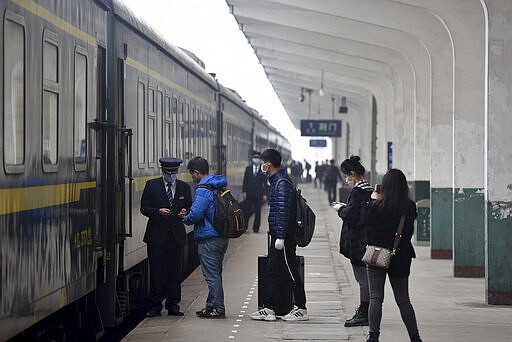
[409,181,430,245]
[453,188,485,278]
[431,188,453,259]
[487,201,512,304]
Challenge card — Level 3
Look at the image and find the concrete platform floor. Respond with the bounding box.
[123,184,512,342]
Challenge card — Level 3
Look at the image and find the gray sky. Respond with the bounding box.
[120,0,332,165]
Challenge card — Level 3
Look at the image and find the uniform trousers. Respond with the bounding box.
[147,234,183,312]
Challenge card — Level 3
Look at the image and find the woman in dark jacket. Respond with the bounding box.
[364,169,422,342]
[335,156,374,327]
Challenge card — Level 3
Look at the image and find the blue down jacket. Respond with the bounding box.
[267,169,294,239]
[183,174,227,240]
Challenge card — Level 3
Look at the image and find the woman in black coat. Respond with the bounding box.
[364,169,422,342]
[335,156,374,327]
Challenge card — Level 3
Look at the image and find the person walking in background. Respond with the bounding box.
[364,169,422,342]
[241,151,269,233]
[181,157,229,319]
[141,158,192,317]
[314,161,321,188]
[304,159,312,183]
[325,159,343,204]
[250,149,308,322]
[332,155,373,327]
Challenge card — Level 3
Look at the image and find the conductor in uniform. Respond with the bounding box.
[141,157,192,317]
[241,151,269,233]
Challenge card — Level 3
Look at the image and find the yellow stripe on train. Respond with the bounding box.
[0,181,96,215]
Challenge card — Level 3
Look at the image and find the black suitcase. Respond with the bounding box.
[257,255,305,316]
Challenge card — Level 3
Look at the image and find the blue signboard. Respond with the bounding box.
[387,142,393,170]
[309,139,327,147]
[300,120,342,137]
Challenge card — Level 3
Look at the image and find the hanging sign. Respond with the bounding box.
[300,120,342,137]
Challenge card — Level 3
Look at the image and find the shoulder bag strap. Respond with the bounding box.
[391,215,406,256]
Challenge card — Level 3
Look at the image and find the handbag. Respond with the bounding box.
[362,215,406,269]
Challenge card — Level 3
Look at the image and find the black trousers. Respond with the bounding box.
[147,234,183,312]
[243,197,263,232]
[265,234,306,310]
[326,183,337,203]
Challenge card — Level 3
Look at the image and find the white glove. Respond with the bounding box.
[331,202,346,211]
[275,238,285,250]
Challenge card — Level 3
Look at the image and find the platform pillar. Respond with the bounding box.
[410,181,430,245]
[453,189,485,277]
[485,0,512,304]
[430,188,453,259]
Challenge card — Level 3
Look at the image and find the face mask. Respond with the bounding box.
[163,173,176,184]
[261,163,270,175]
[252,158,260,165]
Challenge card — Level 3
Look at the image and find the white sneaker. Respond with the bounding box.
[281,305,309,321]
[250,307,276,321]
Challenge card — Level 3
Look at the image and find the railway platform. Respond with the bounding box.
[123,184,512,342]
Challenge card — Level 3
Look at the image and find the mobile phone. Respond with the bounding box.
[375,184,382,193]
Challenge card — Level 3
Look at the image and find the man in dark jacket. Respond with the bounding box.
[241,151,269,233]
[325,159,343,203]
[250,149,308,322]
[182,156,229,319]
[141,157,192,317]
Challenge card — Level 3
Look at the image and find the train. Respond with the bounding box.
[0,0,291,340]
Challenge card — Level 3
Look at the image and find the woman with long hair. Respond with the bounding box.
[335,156,374,327]
[365,169,422,342]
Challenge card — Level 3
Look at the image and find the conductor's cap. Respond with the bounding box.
[159,157,182,174]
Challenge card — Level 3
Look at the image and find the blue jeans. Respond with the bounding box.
[197,237,229,313]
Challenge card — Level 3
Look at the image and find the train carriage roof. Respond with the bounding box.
[111,0,217,89]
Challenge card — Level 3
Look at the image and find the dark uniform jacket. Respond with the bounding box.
[338,181,373,265]
[365,200,417,277]
[141,178,192,247]
[267,169,294,239]
[242,165,269,199]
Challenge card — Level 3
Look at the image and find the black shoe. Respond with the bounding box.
[198,308,225,319]
[145,310,161,318]
[344,306,368,327]
[196,308,207,317]
[366,332,379,342]
[168,309,184,316]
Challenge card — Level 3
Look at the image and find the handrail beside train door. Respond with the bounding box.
[119,127,133,237]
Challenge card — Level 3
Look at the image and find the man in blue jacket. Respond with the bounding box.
[181,156,228,319]
[250,149,308,322]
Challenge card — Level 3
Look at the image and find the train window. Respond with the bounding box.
[42,34,59,170]
[172,96,177,157]
[157,90,163,159]
[164,95,171,157]
[42,91,58,166]
[189,106,197,156]
[178,99,184,160]
[74,48,87,170]
[147,88,156,166]
[3,15,25,171]
[185,103,190,160]
[137,81,145,165]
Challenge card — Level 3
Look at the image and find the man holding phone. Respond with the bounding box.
[141,157,192,317]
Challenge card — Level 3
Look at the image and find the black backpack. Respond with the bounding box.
[197,184,247,238]
[275,178,316,247]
